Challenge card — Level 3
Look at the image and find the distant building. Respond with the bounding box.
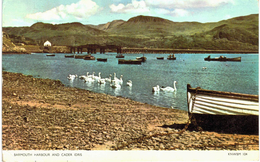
[44,41,51,47]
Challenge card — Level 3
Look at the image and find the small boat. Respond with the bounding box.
[167,54,176,60]
[157,57,164,60]
[118,59,142,65]
[46,54,55,56]
[136,54,147,62]
[75,55,89,59]
[116,54,124,58]
[187,84,258,134]
[84,55,95,60]
[65,55,75,58]
[97,58,107,62]
[204,55,241,62]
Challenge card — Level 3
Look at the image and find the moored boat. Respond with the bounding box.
[187,84,259,134]
[84,55,95,60]
[204,55,241,62]
[65,55,75,58]
[116,54,124,58]
[118,59,142,65]
[167,54,176,60]
[46,54,55,56]
[75,54,89,59]
[97,58,107,62]
[157,57,164,60]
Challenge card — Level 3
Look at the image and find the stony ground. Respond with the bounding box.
[2,71,259,150]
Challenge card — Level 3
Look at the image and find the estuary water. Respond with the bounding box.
[2,53,259,111]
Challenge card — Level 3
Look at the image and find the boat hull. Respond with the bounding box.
[204,57,241,62]
[46,54,55,56]
[84,56,95,60]
[157,57,164,60]
[187,84,259,134]
[118,59,142,65]
[65,55,74,58]
[75,55,89,59]
[97,58,107,62]
[167,57,176,60]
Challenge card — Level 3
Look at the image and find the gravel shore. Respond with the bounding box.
[2,71,259,150]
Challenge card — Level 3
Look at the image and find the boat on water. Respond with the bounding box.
[75,54,89,59]
[97,58,107,62]
[116,54,124,58]
[136,54,147,62]
[187,84,259,134]
[65,55,75,58]
[118,59,142,65]
[46,54,55,56]
[157,57,164,60]
[167,54,176,60]
[84,55,95,60]
[204,55,241,62]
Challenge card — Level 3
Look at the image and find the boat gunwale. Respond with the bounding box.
[187,84,259,102]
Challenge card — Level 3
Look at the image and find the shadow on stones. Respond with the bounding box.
[160,114,259,135]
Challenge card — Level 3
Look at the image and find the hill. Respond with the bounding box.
[2,14,258,50]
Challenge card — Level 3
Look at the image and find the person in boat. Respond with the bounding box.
[207,55,210,59]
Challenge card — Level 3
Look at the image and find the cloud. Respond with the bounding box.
[110,0,150,14]
[109,0,234,18]
[26,0,102,21]
[145,0,235,9]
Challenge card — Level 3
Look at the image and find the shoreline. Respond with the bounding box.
[2,48,258,55]
[2,71,259,150]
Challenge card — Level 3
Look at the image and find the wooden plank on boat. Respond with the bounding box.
[187,84,259,134]
[187,84,259,116]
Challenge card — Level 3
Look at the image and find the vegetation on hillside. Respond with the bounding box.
[2,14,258,51]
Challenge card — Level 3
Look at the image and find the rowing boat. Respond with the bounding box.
[187,84,259,134]
[204,55,241,62]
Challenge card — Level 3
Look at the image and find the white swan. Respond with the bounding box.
[67,74,77,80]
[93,72,101,81]
[126,80,132,87]
[160,81,177,92]
[98,77,106,84]
[110,80,121,88]
[152,85,160,92]
[117,75,123,85]
[105,74,112,82]
[113,73,120,81]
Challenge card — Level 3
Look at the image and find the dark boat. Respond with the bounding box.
[157,57,164,60]
[116,54,124,58]
[118,59,142,65]
[167,54,176,60]
[187,84,258,134]
[204,55,241,62]
[97,58,107,62]
[75,55,89,59]
[65,55,75,58]
[84,55,95,60]
[46,54,55,56]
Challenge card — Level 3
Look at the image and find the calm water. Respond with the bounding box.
[2,53,259,111]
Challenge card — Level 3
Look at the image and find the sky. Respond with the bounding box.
[2,0,259,27]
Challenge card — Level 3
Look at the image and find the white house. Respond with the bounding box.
[44,41,51,47]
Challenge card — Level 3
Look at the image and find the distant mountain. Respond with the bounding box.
[90,20,125,31]
[2,14,258,50]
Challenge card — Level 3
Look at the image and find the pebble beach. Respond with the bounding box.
[2,71,259,151]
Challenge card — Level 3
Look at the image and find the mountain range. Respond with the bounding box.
[2,14,259,51]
